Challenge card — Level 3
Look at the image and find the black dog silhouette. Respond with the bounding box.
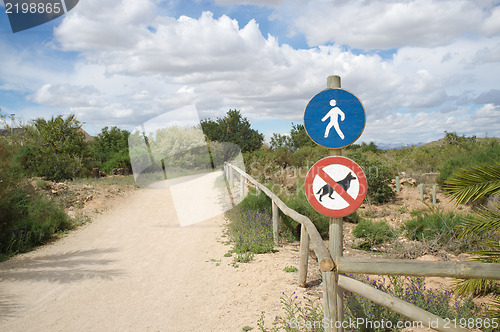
[316,172,356,202]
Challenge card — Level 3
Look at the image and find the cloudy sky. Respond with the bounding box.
[1,0,499,147]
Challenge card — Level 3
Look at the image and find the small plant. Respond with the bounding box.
[352,219,397,250]
[234,252,254,263]
[35,179,52,190]
[257,292,323,332]
[397,205,409,214]
[207,258,221,266]
[283,266,298,273]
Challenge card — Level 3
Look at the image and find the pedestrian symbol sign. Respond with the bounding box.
[305,156,367,217]
[304,89,365,149]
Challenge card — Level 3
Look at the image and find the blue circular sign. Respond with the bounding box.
[304,88,366,149]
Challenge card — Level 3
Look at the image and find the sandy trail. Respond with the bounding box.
[0,172,309,332]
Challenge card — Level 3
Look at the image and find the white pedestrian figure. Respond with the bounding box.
[322,99,345,139]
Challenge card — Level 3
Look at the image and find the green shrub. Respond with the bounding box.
[346,150,396,204]
[403,210,463,242]
[91,126,131,173]
[289,145,329,167]
[403,209,474,254]
[0,139,73,260]
[16,115,91,181]
[345,211,361,224]
[282,186,329,240]
[352,219,397,250]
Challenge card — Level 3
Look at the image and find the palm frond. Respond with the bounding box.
[458,204,500,237]
[443,162,500,205]
[487,298,500,319]
[453,278,499,297]
[469,238,500,262]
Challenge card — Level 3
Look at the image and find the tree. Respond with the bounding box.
[269,133,291,150]
[444,162,500,318]
[18,114,90,181]
[201,109,264,153]
[290,123,315,150]
[91,126,131,172]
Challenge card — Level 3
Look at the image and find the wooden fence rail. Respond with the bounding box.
[224,162,500,332]
[338,257,500,280]
[337,276,469,332]
[224,162,334,274]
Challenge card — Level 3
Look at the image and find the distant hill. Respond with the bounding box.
[375,136,499,150]
[422,136,500,148]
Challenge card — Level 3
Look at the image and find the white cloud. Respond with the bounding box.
[28,84,100,107]
[214,0,283,6]
[481,5,500,36]
[54,0,156,51]
[365,106,500,145]
[289,0,491,50]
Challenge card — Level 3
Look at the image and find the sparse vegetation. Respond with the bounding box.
[225,192,275,259]
[402,208,473,254]
[258,276,491,332]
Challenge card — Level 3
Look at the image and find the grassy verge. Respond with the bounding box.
[224,189,275,263]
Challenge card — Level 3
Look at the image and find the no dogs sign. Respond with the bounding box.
[305,156,367,217]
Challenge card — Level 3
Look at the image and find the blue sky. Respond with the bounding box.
[1,0,499,147]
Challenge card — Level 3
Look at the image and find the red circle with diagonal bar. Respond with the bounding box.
[305,156,367,217]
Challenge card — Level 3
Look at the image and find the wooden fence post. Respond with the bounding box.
[272,201,279,245]
[229,166,234,188]
[240,173,245,199]
[298,224,310,287]
[322,271,338,332]
[396,175,400,192]
[432,184,437,204]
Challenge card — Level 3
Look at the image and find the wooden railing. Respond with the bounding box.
[224,162,500,332]
[224,162,335,274]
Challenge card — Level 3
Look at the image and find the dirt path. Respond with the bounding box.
[0,173,310,332]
